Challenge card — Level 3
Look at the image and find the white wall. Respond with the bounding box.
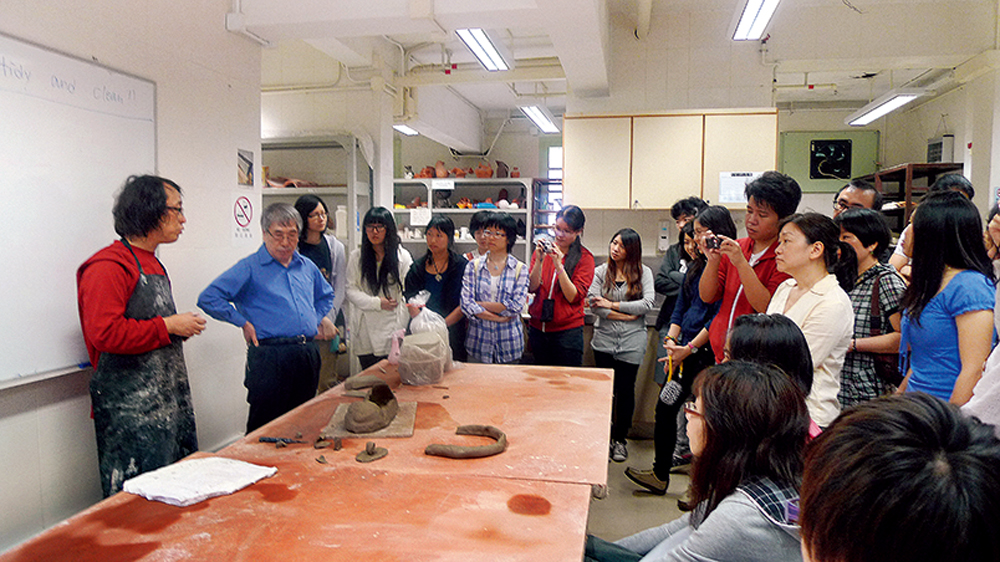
[0,0,261,551]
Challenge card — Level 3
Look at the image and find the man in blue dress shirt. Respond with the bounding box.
[199,203,336,432]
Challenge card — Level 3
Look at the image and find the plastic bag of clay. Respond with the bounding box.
[408,290,448,336]
[398,331,449,385]
[387,329,405,365]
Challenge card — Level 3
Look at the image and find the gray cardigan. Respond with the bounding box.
[588,263,655,365]
[614,481,802,562]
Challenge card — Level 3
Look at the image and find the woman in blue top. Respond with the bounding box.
[899,190,995,405]
[625,206,735,495]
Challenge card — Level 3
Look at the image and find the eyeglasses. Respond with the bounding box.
[833,199,865,212]
[553,227,576,237]
[365,224,386,233]
[266,229,299,242]
[308,211,327,220]
[165,205,184,216]
[483,229,507,238]
[683,400,703,418]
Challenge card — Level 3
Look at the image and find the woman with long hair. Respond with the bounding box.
[294,194,347,391]
[588,228,655,463]
[767,212,855,429]
[626,206,735,495]
[345,207,413,370]
[834,208,907,408]
[460,212,530,363]
[404,215,468,362]
[899,190,995,404]
[527,205,595,366]
[586,361,807,562]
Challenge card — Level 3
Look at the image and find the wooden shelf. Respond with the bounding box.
[858,162,963,231]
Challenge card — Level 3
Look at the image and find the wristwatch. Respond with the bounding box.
[687,342,699,354]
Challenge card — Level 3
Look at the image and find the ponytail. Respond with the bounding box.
[832,240,857,292]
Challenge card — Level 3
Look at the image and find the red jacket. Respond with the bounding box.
[528,246,595,332]
[706,237,788,363]
[77,240,172,368]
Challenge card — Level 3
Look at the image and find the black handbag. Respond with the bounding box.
[870,273,904,387]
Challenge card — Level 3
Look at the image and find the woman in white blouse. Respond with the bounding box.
[767,213,855,428]
[346,207,412,370]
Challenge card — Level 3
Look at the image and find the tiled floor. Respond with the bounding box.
[586,437,689,541]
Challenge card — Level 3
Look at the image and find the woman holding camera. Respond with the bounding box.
[589,228,655,463]
[527,205,595,366]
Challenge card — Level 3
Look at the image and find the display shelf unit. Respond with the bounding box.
[393,177,534,263]
[532,178,563,236]
[859,162,963,232]
[262,135,370,251]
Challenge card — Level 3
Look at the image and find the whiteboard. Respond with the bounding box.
[0,33,156,382]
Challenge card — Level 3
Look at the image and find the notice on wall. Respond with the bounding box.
[410,207,432,227]
[718,172,762,204]
[232,192,255,245]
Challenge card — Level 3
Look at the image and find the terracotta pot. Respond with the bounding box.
[435,160,449,178]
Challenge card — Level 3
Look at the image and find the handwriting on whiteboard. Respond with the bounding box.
[0,35,152,122]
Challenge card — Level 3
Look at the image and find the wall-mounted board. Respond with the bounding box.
[0,33,156,383]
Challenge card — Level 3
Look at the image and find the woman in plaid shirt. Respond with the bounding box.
[461,212,529,363]
[834,209,907,408]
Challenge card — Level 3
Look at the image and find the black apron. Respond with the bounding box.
[90,240,198,497]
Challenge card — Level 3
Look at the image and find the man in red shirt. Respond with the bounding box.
[77,175,205,496]
[699,171,802,364]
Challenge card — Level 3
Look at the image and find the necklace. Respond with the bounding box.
[488,256,505,274]
[431,255,446,282]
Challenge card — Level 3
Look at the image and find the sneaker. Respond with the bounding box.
[624,467,668,495]
[669,453,692,474]
[610,440,628,463]
[677,488,694,512]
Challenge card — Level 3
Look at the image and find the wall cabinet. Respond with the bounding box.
[702,113,777,205]
[631,115,704,208]
[563,117,631,208]
[563,111,777,209]
[392,177,534,264]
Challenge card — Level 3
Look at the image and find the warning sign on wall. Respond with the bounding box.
[232,192,255,245]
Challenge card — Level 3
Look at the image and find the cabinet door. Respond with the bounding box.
[631,115,704,208]
[563,117,631,209]
[703,113,778,205]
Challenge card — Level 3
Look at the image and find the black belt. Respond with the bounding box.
[257,336,313,346]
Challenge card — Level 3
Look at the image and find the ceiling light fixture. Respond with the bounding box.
[456,28,509,71]
[520,106,560,134]
[845,88,927,126]
[733,0,781,41]
[393,124,419,136]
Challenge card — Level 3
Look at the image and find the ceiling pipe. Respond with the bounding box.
[635,0,653,40]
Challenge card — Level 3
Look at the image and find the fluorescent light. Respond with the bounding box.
[456,28,509,72]
[733,0,781,41]
[520,106,560,134]
[393,124,419,136]
[846,89,927,126]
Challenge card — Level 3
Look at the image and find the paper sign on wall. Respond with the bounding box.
[411,207,432,227]
[719,172,762,204]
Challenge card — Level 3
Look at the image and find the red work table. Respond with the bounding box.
[0,361,613,561]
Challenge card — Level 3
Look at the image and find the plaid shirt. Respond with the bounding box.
[461,253,529,364]
[838,263,907,408]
